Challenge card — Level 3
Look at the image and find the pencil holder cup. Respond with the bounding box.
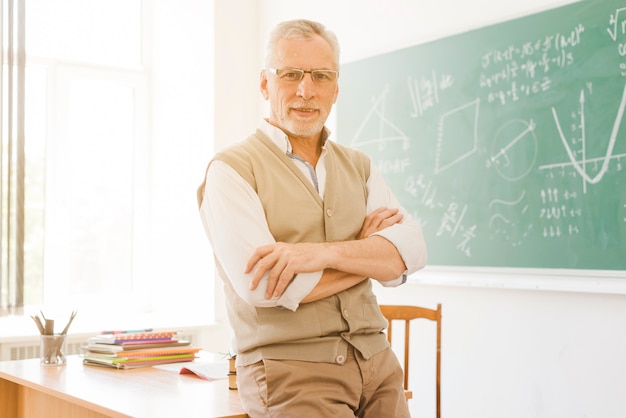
[40,334,67,366]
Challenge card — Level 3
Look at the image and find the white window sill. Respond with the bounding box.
[0,306,216,341]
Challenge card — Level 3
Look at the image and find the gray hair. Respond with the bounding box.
[264,19,340,69]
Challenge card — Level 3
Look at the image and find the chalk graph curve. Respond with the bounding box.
[550,83,626,188]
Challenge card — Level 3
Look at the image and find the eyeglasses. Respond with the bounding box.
[265,68,339,84]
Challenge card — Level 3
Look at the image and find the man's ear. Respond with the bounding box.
[332,84,339,104]
[260,70,270,100]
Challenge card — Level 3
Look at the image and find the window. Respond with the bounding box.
[2,0,215,328]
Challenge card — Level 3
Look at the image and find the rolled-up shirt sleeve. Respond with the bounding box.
[199,160,321,311]
[365,161,428,286]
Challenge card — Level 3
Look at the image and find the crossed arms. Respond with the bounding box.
[246,207,408,303]
[200,160,427,311]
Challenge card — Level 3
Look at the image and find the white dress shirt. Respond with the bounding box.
[199,120,426,311]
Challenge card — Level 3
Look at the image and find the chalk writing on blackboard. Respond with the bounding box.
[479,24,583,106]
[350,85,410,150]
[436,99,480,174]
[607,6,626,75]
[488,118,537,181]
[338,0,626,270]
[545,84,626,192]
[409,71,454,118]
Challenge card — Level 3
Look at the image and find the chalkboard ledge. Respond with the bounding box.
[407,266,626,295]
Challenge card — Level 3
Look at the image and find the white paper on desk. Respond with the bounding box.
[179,362,229,380]
[154,360,228,381]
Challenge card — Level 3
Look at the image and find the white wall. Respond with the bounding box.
[148,0,215,323]
[374,282,626,418]
[213,1,626,417]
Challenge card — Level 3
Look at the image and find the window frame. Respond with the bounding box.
[1,0,217,329]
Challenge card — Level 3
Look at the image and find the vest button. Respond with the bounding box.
[336,355,345,364]
[343,309,349,318]
[326,208,332,217]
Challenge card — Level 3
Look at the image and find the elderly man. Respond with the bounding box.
[198,19,427,418]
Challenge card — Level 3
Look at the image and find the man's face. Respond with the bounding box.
[260,35,339,141]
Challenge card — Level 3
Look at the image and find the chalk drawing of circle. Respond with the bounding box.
[490,119,538,181]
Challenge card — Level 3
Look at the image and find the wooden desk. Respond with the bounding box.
[0,356,247,418]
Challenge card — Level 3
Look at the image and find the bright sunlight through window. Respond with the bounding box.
[7,0,215,331]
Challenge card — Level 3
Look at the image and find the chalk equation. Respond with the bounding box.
[538,188,582,238]
[479,24,583,105]
[403,172,477,257]
[408,71,455,118]
[607,6,626,75]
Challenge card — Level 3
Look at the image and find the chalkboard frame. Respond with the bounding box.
[407,265,626,295]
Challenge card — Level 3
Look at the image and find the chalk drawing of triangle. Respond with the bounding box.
[350,85,411,150]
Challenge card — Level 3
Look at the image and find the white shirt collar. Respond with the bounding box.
[258,119,331,155]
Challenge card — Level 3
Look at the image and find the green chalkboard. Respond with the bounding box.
[337,0,626,271]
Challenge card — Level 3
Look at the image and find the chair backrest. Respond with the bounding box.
[379,304,442,418]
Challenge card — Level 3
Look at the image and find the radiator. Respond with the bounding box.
[0,331,199,361]
[1,336,86,361]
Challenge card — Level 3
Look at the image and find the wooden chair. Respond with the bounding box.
[379,304,442,418]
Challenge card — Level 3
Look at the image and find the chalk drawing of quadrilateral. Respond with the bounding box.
[435,99,480,174]
[349,85,411,150]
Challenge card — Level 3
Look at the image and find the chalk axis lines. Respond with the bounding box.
[541,83,626,193]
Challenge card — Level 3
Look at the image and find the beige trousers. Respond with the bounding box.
[237,346,410,418]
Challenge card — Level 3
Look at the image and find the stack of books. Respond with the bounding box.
[82,329,201,369]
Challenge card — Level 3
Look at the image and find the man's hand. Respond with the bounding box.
[358,207,403,239]
[245,242,330,299]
